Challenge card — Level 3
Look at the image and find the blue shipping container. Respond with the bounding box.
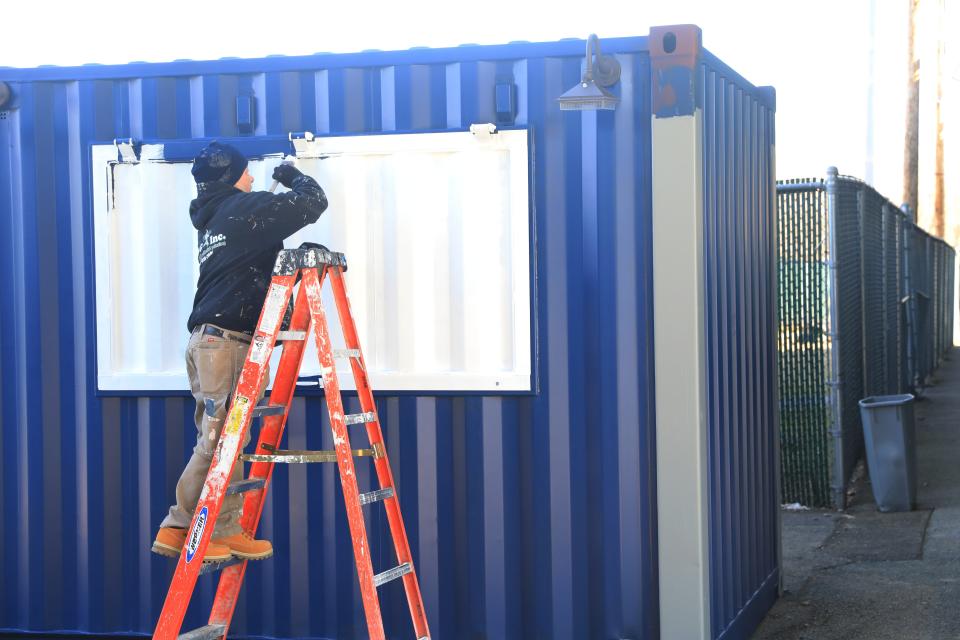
[0,24,777,639]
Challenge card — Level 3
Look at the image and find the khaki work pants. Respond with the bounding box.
[160,325,267,537]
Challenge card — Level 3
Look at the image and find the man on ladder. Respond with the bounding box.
[152,141,328,563]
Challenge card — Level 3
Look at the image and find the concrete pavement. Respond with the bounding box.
[753,347,960,639]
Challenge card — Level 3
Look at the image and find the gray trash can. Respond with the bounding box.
[858,394,917,512]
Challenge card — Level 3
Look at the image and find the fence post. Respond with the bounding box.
[901,204,918,391]
[881,204,892,392]
[824,167,846,509]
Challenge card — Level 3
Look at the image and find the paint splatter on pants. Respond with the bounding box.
[160,325,267,537]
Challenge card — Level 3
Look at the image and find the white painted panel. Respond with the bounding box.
[652,112,711,639]
[93,130,531,392]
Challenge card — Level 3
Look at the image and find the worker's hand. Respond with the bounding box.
[271,163,303,189]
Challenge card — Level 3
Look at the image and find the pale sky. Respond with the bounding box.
[3,0,946,203]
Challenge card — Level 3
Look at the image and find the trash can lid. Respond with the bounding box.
[859,394,915,408]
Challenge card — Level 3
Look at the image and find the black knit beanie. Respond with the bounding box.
[191,141,248,186]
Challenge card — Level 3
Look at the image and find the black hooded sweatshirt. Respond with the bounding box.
[187,174,328,333]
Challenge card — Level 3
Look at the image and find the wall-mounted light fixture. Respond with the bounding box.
[0,82,12,110]
[557,34,621,111]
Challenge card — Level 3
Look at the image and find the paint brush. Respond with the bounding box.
[269,158,297,193]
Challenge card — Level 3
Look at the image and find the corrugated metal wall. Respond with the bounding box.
[699,54,780,640]
[0,39,660,639]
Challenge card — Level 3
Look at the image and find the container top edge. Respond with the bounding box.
[700,47,776,111]
[0,35,650,82]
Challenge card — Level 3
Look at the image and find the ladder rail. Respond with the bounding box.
[242,280,316,524]
[153,274,297,640]
[328,268,432,639]
[302,266,386,640]
[207,279,316,632]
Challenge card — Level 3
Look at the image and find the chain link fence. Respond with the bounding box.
[777,180,832,507]
[777,169,956,508]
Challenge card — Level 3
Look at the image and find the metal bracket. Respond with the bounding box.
[649,25,702,117]
[288,130,343,160]
[289,131,316,156]
[114,138,141,163]
[469,123,498,140]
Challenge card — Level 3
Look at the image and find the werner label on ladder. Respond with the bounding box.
[152,142,430,639]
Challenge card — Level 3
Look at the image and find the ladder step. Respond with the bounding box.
[241,448,377,463]
[277,330,307,341]
[178,624,226,640]
[373,562,412,587]
[199,557,245,576]
[333,348,361,359]
[252,404,286,418]
[345,411,376,425]
[226,478,266,496]
[359,487,395,506]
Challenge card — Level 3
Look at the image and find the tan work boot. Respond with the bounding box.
[213,531,274,560]
[152,526,232,562]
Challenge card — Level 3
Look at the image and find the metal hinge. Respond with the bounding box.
[289,131,316,156]
[288,131,343,160]
[114,138,141,163]
[469,123,498,140]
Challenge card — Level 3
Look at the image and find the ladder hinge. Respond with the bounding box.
[226,478,266,496]
[252,404,286,418]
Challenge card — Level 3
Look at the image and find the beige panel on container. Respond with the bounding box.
[93,130,531,392]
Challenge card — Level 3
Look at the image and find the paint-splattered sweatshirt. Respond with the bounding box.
[186,174,328,333]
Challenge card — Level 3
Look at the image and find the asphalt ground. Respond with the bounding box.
[753,347,960,640]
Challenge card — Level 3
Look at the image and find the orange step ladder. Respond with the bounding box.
[154,246,430,640]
